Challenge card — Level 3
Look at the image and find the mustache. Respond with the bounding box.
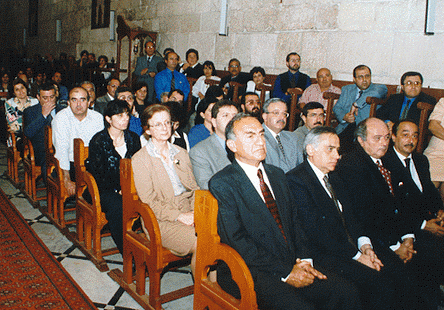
[314,122,323,126]
[404,143,414,148]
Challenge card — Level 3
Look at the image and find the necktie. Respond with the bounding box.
[404,158,411,175]
[257,169,286,241]
[376,160,394,195]
[275,135,286,160]
[147,56,151,63]
[356,90,363,100]
[323,175,357,249]
[47,113,53,123]
[400,100,411,120]
[170,72,175,91]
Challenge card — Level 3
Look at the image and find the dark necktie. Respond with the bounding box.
[357,90,363,100]
[147,56,151,64]
[400,100,411,120]
[404,158,411,175]
[376,160,394,195]
[47,114,53,123]
[275,135,286,160]
[257,169,286,241]
[323,175,357,249]
[170,72,175,91]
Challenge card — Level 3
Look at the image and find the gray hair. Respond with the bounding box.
[80,81,95,92]
[354,117,389,142]
[225,112,251,141]
[262,98,286,113]
[304,126,337,155]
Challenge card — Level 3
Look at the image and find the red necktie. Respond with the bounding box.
[376,160,394,195]
[257,169,286,241]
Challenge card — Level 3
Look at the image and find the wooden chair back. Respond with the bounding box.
[287,88,303,131]
[186,77,198,114]
[6,131,22,186]
[73,138,118,271]
[108,158,193,310]
[23,136,45,206]
[323,92,341,127]
[367,97,386,118]
[229,81,245,105]
[194,190,258,310]
[255,83,273,109]
[44,126,74,230]
[205,78,220,87]
[417,102,434,153]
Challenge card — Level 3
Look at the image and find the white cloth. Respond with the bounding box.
[52,107,104,170]
[246,81,271,101]
[192,75,221,98]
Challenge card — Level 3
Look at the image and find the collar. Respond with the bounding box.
[145,139,179,160]
[236,159,265,177]
[393,146,412,162]
[264,124,279,139]
[307,158,328,183]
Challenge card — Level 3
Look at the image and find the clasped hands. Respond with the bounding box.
[286,258,327,288]
[358,244,384,271]
[394,237,416,263]
[424,209,444,237]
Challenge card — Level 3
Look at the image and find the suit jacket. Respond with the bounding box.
[376,92,437,125]
[181,63,204,79]
[94,94,112,115]
[219,72,250,100]
[336,144,410,248]
[134,54,163,101]
[189,134,231,190]
[209,161,311,281]
[383,147,442,233]
[23,103,65,167]
[131,144,199,223]
[263,125,302,173]
[286,161,366,268]
[333,83,387,134]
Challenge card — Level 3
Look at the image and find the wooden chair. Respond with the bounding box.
[186,77,198,115]
[44,126,75,230]
[367,96,385,118]
[417,102,435,153]
[205,78,220,87]
[229,81,245,105]
[6,131,23,187]
[73,139,119,272]
[23,136,46,206]
[194,190,258,310]
[287,88,303,131]
[255,83,273,109]
[108,158,194,310]
[323,92,341,127]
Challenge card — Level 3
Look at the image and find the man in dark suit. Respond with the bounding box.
[209,113,361,310]
[95,78,120,115]
[287,126,420,310]
[134,41,163,102]
[383,119,444,305]
[23,83,64,175]
[377,72,436,129]
[179,48,204,79]
[219,58,250,101]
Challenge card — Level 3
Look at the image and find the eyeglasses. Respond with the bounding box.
[229,65,239,68]
[150,121,172,129]
[266,111,289,118]
[404,81,422,86]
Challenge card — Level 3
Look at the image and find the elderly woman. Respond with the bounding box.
[424,98,444,203]
[132,104,199,273]
[86,99,141,253]
[5,78,38,152]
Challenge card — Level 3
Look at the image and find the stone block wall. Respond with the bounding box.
[2,0,444,88]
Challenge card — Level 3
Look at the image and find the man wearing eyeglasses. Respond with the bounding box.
[262,98,302,173]
[220,58,249,100]
[376,71,437,130]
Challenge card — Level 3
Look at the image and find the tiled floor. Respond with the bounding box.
[0,145,194,310]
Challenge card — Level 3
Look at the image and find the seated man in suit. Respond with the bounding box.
[134,41,163,102]
[209,113,361,310]
[333,65,387,152]
[337,117,441,308]
[23,83,64,175]
[219,58,250,101]
[376,71,437,129]
[240,92,261,120]
[286,126,420,310]
[293,101,325,142]
[95,78,120,115]
[262,98,302,173]
[272,52,311,106]
[189,100,239,189]
[179,48,204,79]
[383,119,444,305]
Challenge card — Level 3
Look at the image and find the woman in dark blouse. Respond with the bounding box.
[86,99,141,253]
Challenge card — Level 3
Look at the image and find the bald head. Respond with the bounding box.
[316,68,333,91]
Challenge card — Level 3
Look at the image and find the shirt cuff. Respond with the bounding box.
[357,236,372,250]
[353,252,362,260]
[421,220,427,230]
[390,241,401,252]
[401,233,415,241]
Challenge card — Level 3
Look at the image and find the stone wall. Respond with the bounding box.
[3,0,444,88]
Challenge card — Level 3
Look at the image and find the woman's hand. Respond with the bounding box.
[177,211,194,226]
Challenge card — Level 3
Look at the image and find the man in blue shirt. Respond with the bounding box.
[376,71,436,130]
[272,52,311,105]
[154,51,190,102]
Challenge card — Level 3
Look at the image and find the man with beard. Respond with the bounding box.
[240,92,261,120]
[272,52,311,106]
[262,98,301,173]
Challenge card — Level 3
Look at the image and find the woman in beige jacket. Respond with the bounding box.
[131,104,199,273]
